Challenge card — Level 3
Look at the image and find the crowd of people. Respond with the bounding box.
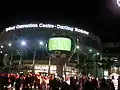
[0,72,118,90]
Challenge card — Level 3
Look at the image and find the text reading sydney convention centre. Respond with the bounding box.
[5,23,89,35]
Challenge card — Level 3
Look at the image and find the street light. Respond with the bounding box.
[39,41,44,45]
[8,43,12,47]
[97,53,99,55]
[0,51,2,53]
[18,51,20,54]
[89,49,92,52]
[76,45,79,49]
[1,46,3,48]
[117,0,120,7]
[21,41,26,46]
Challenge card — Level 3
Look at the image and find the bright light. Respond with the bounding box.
[76,45,79,49]
[117,0,120,7]
[114,60,118,61]
[75,60,77,61]
[97,53,99,55]
[21,41,26,46]
[1,46,3,48]
[0,51,2,53]
[16,50,20,54]
[5,54,7,56]
[39,41,44,45]
[89,49,92,52]
[46,44,47,47]
[104,71,108,76]
[8,43,12,46]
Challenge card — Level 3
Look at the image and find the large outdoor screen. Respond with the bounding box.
[48,37,71,51]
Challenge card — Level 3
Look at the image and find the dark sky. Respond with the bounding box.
[0,0,120,43]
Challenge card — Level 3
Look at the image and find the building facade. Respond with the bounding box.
[0,23,102,76]
[103,42,120,78]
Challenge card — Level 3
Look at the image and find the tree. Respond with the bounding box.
[98,59,115,76]
[99,59,114,69]
[76,58,94,75]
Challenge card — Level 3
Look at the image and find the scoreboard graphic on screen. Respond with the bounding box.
[48,37,72,51]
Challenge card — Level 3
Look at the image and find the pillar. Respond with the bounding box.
[53,58,66,77]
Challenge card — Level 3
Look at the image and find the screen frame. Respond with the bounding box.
[48,37,72,51]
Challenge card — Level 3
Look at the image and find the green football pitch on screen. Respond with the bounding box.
[48,37,71,51]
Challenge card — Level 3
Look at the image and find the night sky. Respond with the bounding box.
[0,0,120,43]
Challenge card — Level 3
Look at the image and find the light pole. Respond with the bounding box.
[8,43,12,73]
[77,38,80,73]
[84,55,88,75]
[95,53,99,77]
[48,56,51,75]
[1,46,8,71]
[64,59,67,79]
[3,54,7,68]
[92,53,99,77]
[19,41,26,68]
[9,53,13,73]
[77,45,80,64]
[32,45,36,73]
[95,58,97,77]
[80,49,88,75]
[32,41,44,73]
[86,49,92,75]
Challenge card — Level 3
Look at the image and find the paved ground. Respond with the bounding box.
[7,85,39,90]
[8,87,39,90]
[8,86,49,90]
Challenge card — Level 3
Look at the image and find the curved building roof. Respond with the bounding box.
[0,23,102,55]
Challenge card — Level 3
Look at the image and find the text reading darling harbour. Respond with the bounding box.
[5,23,89,35]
